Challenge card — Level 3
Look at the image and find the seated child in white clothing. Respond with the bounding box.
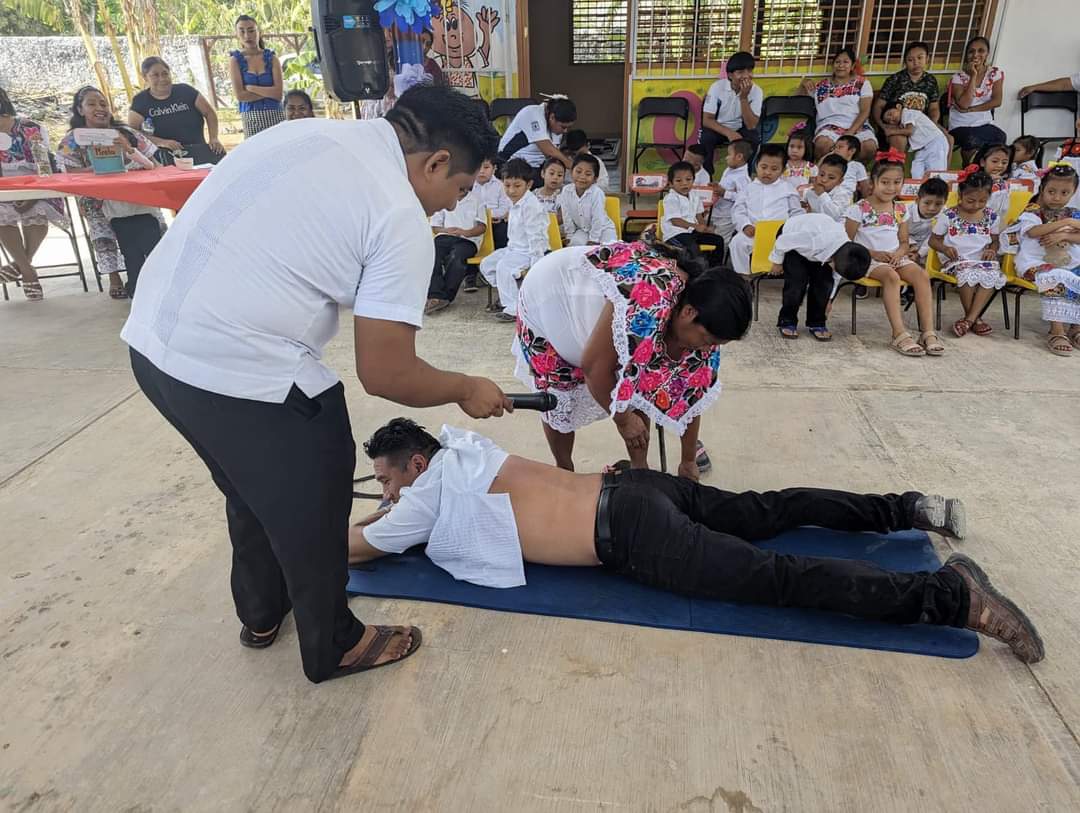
[833,135,870,199]
[882,103,950,178]
[558,154,616,246]
[662,160,724,257]
[1010,136,1041,191]
[470,157,512,293]
[480,158,552,321]
[426,187,487,314]
[711,140,754,242]
[782,130,817,190]
[803,154,853,221]
[975,143,1013,222]
[534,157,565,215]
[684,143,715,217]
[730,143,804,275]
[904,177,948,261]
[561,129,609,192]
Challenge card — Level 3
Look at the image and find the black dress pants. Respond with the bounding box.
[595,470,968,626]
[428,235,478,301]
[130,350,366,683]
[492,219,508,250]
[110,214,162,297]
[698,125,760,176]
[778,249,834,329]
[668,231,725,259]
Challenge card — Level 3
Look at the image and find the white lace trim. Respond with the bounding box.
[574,251,724,438]
[1041,298,1080,324]
[952,261,1006,290]
[1033,266,1080,297]
[511,339,608,433]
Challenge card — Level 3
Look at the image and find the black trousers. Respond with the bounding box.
[595,470,968,626]
[492,219,508,250]
[668,231,725,259]
[698,125,760,176]
[778,249,834,329]
[130,350,366,682]
[110,214,162,297]
[428,235,478,301]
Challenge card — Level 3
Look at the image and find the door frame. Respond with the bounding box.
[516,0,531,97]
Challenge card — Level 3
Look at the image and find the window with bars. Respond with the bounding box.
[863,0,988,71]
[751,0,861,73]
[634,0,742,71]
[571,0,629,64]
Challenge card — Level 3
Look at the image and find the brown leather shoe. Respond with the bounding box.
[944,554,1044,664]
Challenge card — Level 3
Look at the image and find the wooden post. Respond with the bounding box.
[515,0,530,97]
[739,0,755,52]
[202,38,220,110]
[981,0,1001,38]
[856,0,877,66]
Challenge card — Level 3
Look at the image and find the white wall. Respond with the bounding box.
[992,0,1079,143]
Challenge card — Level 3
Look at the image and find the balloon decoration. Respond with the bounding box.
[374,0,441,33]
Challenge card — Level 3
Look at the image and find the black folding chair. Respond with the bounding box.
[1020,91,1078,150]
[632,97,691,173]
[758,96,816,144]
[489,97,534,128]
[0,198,89,301]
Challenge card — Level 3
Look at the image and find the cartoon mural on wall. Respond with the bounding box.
[429,0,503,97]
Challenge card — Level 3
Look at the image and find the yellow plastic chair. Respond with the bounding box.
[832,274,912,335]
[466,210,495,270]
[547,213,563,251]
[606,196,623,240]
[746,220,785,321]
[656,199,716,252]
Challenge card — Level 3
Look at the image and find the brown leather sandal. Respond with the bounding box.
[920,330,945,356]
[330,625,422,680]
[890,331,925,356]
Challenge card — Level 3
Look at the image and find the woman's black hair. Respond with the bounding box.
[680,268,753,341]
[964,36,991,55]
[833,46,858,66]
[68,86,138,147]
[0,86,15,117]
[540,155,565,174]
[903,41,930,59]
[957,169,993,195]
[572,152,601,178]
[975,142,1011,172]
[284,89,314,110]
[667,160,695,183]
[235,15,266,50]
[140,56,169,77]
[385,84,500,174]
[364,418,441,467]
[545,97,577,124]
[726,51,755,74]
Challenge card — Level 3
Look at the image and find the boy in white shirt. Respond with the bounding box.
[426,187,487,314]
[730,144,804,275]
[662,161,724,256]
[561,129,610,192]
[771,212,871,340]
[904,177,948,261]
[711,140,754,242]
[698,51,763,176]
[803,153,853,222]
[480,158,551,321]
[833,135,870,199]
[882,103,950,179]
[467,157,513,292]
[557,154,616,246]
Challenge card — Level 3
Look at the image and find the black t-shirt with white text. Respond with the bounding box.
[131,84,206,146]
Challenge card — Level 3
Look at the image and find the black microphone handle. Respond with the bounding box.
[506,392,558,412]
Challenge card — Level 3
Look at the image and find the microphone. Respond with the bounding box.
[507,392,557,412]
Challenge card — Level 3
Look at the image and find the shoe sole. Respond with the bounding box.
[917,495,966,540]
[945,553,1045,663]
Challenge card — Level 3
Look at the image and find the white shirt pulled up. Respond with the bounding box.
[767,213,850,265]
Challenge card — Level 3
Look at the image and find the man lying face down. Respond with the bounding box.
[351,419,1044,663]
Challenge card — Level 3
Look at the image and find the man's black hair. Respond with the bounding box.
[727,139,755,163]
[546,97,577,124]
[385,85,500,174]
[681,268,753,340]
[364,418,441,467]
[667,160,696,183]
[562,128,588,152]
[756,142,788,168]
[917,177,949,199]
[819,153,848,173]
[726,51,755,74]
[572,152,601,178]
[832,242,871,281]
[501,157,535,182]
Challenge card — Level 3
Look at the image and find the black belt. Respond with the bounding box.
[594,471,622,563]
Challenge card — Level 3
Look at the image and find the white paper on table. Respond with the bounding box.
[73,128,124,147]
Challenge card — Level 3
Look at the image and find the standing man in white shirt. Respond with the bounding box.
[697,52,764,176]
[121,86,511,684]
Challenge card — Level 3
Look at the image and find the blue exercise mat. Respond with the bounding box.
[347,528,978,658]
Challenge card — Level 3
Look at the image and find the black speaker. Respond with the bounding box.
[310,0,389,101]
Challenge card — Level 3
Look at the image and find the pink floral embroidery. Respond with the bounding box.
[631,337,655,364]
[630,280,661,308]
[617,379,635,401]
[668,400,689,419]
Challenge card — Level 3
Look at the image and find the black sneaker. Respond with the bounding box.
[854,285,869,300]
[463,275,479,293]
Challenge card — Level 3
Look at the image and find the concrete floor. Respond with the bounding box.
[1,240,1079,812]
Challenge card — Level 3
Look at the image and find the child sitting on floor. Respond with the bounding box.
[662,160,724,257]
[534,157,565,215]
[844,150,942,357]
[772,212,871,341]
[426,186,487,314]
[711,140,754,242]
[782,130,817,189]
[833,134,870,199]
[882,102,950,179]
[480,158,551,321]
[1011,136,1041,191]
[803,153,852,221]
[905,177,949,262]
[929,168,1005,337]
[730,143,803,275]
[974,143,1013,222]
[1014,163,1080,356]
[558,154,616,246]
[561,128,609,192]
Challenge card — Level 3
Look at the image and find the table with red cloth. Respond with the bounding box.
[0,166,209,210]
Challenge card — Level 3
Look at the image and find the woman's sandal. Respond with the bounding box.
[1047,333,1074,356]
[330,625,422,680]
[778,324,799,339]
[808,326,832,341]
[890,331,925,357]
[0,264,20,282]
[972,320,993,336]
[21,281,43,301]
[952,318,972,338]
[920,331,945,356]
[109,283,129,300]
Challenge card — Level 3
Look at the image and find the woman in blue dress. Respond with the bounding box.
[228,15,285,138]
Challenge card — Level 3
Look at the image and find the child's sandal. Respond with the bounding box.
[21,281,43,301]
[952,318,972,337]
[0,264,20,282]
[920,331,945,356]
[1047,334,1074,356]
[972,320,993,336]
[890,331,925,356]
[1068,329,1080,350]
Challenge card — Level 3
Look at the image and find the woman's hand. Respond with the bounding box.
[799,78,817,96]
[209,138,225,154]
[614,411,649,451]
[677,460,701,482]
[158,138,184,152]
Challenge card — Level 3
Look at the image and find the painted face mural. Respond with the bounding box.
[429,1,501,95]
